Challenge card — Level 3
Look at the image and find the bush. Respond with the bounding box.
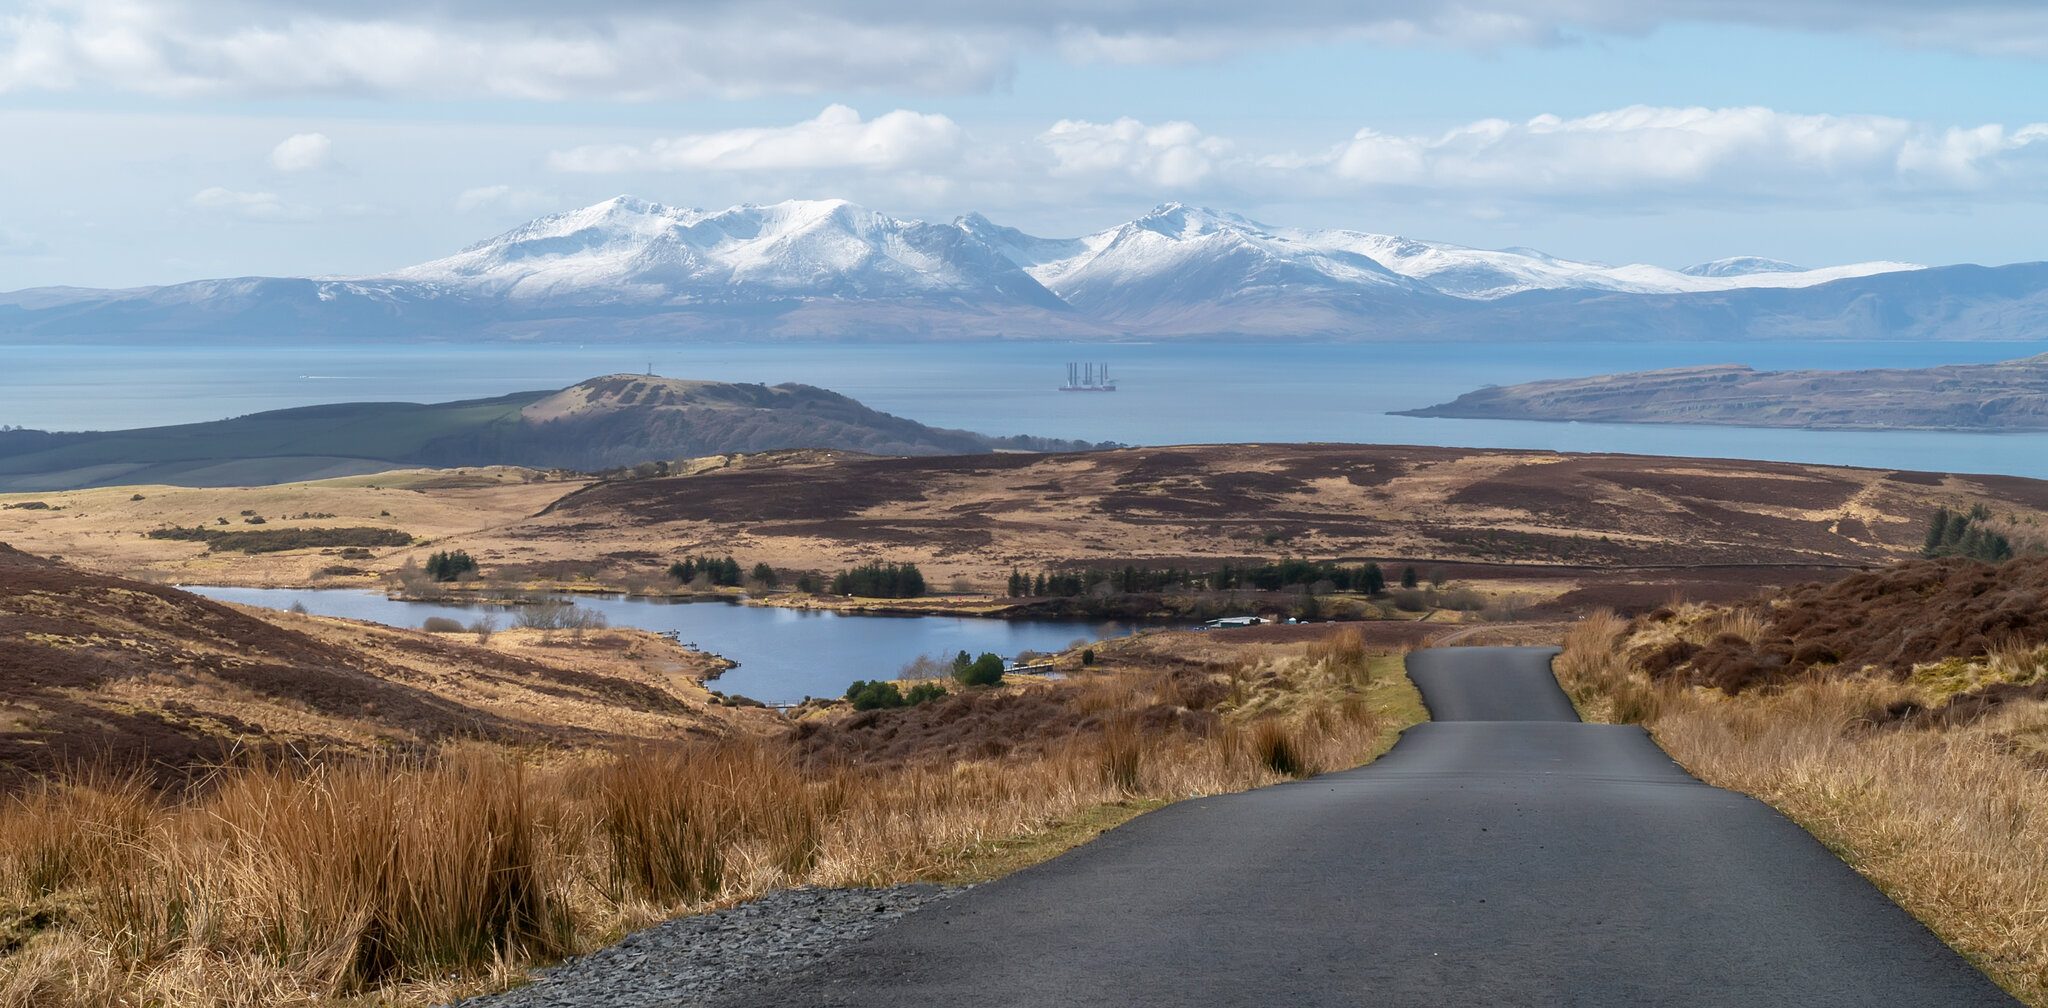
[515,601,607,631]
[904,682,948,705]
[425,550,478,582]
[1250,719,1309,777]
[1081,648,1096,666]
[1389,589,1429,613]
[421,616,465,633]
[845,680,906,711]
[955,652,1006,688]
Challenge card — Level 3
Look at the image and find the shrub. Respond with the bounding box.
[129,493,145,501]
[955,653,1006,688]
[904,682,948,706]
[425,550,478,582]
[1250,719,1309,777]
[421,616,465,633]
[750,562,779,588]
[515,601,606,631]
[1081,648,1097,666]
[845,680,906,711]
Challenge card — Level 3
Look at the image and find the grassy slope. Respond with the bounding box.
[1557,609,2048,1005]
[0,394,540,489]
[0,628,1425,1007]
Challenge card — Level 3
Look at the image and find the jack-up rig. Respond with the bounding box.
[1060,362,1118,392]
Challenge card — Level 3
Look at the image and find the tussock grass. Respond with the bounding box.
[0,642,1415,1008]
[1559,610,2048,1005]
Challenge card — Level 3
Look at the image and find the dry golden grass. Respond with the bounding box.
[1559,610,2048,1005]
[0,642,1420,1008]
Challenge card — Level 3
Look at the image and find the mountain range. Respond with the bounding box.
[4,196,2043,342]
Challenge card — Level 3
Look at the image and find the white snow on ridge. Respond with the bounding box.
[373,195,1925,307]
[388,195,1063,305]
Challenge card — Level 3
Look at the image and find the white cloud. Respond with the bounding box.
[187,186,315,221]
[1039,118,1230,189]
[8,2,2048,101]
[538,105,2048,215]
[269,132,331,172]
[549,105,966,173]
[1318,106,2048,204]
[454,184,554,213]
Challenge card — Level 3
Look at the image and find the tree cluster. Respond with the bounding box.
[1922,505,2016,564]
[830,561,927,598]
[425,550,478,582]
[669,555,744,586]
[1006,561,1394,598]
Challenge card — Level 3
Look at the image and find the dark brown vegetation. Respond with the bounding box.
[144,524,414,553]
[1561,573,2048,1005]
[533,444,2038,584]
[0,543,725,790]
[1629,556,2048,696]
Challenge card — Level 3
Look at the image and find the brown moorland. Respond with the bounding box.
[0,542,748,788]
[6,444,2048,618]
[496,444,2048,599]
[0,589,1419,1007]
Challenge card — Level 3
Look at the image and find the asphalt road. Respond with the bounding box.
[716,647,2015,1007]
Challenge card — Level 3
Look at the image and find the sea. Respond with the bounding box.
[7,338,2048,479]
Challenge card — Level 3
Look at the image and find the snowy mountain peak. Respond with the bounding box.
[363,195,1929,324]
[1682,256,1806,277]
[389,195,1067,308]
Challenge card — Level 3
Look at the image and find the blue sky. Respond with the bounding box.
[4,2,2048,288]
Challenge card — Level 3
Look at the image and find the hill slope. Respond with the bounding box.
[1399,354,2048,431]
[0,374,1101,491]
[0,543,738,788]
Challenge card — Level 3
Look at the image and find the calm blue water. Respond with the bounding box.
[184,586,1136,705]
[9,339,2048,477]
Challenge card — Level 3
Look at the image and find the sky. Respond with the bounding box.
[4,1,2048,289]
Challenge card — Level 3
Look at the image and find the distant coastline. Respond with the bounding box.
[1396,355,2048,432]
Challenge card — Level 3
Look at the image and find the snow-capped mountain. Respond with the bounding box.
[981,204,1920,302]
[3,195,2039,343]
[391,196,1066,309]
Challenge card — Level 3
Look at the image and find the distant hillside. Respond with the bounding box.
[0,543,737,787]
[0,374,1105,491]
[1397,355,2048,431]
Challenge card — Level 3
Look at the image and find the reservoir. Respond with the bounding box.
[185,586,1140,706]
